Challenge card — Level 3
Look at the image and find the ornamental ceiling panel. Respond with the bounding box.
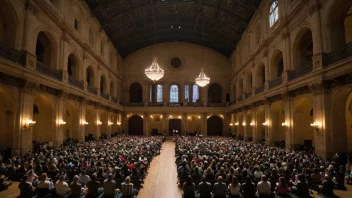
[85,0,262,58]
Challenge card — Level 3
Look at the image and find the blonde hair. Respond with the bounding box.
[125,176,131,184]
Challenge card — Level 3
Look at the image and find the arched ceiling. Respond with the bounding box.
[85,0,262,58]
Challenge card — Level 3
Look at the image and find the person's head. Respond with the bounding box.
[125,176,131,184]
[261,175,267,182]
[91,173,97,181]
[73,175,79,183]
[108,173,113,181]
[202,175,207,182]
[186,175,193,184]
[298,174,305,182]
[245,176,252,184]
[231,176,238,186]
[324,175,331,181]
[22,175,29,182]
[279,177,287,187]
[217,176,223,183]
[59,175,65,182]
[39,173,47,182]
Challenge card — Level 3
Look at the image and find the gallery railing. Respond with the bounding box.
[323,41,352,67]
[255,86,264,94]
[244,92,252,99]
[101,92,109,100]
[288,61,313,81]
[87,86,97,95]
[269,77,282,89]
[68,76,84,89]
[36,61,62,81]
[0,43,24,66]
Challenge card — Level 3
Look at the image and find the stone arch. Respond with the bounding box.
[207,116,223,136]
[0,85,17,150]
[35,31,58,69]
[325,0,352,51]
[270,50,284,80]
[292,27,313,70]
[63,100,80,140]
[0,0,19,48]
[256,63,266,87]
[86,66,96,87]
[128,115,143,135]
[33,93,55,143]
[67,52,81,80]
[130,82,143,103]
[293,96,314,147]
[208,83,222,103]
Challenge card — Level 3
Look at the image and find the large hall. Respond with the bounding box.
[0,0,352,198]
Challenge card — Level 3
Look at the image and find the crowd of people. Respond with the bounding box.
[175,137,352,198]
[0,135,163,198]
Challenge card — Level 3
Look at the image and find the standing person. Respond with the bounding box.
[213,176,227,198]
[228,176,241,198]
[257,175,271,198]
[183,176,196,198]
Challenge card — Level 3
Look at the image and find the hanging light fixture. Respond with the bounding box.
[145,16,164,81]
[195,19,210,87]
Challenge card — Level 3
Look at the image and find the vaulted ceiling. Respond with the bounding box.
[85,0,262,58]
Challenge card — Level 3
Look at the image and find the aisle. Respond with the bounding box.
[138,141,182,198]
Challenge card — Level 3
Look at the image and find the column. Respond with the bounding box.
[310,1,323,55]
[283,95,294,149]
[12,82,36,156]
[243,111,248,140]
[251,107,258,142]
[230,113,235,136]
[200,113,207,136]
[94,104,101,139]
[161,113,167,135]
[143,112,149,136]
[182,113,188,135]
[54,94,65,147]
[107,111,113,136]
[97,69,101,97]
[201,87,208,106]
[163,83,169,105]
[78,100,86,142]
[282,30,291,84]
[121,113,127,134]
[264,101,272,145]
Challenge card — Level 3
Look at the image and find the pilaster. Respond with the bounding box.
[54,93,65,147]
[78,99,86,142]
[264,100,273,145]
[283,93,294,149]
[94,104,101,139]
[143,112,149,135]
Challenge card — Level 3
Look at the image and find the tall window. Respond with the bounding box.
[149,84,153,102]
[192,85,199,102]
[269,1,279,27]
[157,85,163,102]
[170,85,179,102]
[184,85,189,102]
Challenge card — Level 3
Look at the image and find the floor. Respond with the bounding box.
[0,141,351,198]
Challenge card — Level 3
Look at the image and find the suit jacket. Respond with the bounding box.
[198,181,212,198]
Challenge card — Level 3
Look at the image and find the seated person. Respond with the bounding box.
[182,176,196,198]
[18,175,35,198]
[275,177,290,196]
[37,173,54,190]
[310,168,322,188]
[119,176,134,198]
[70,175,83,198]
[257,175,271,198]
[86,173,103,198]
[292,174,310,198]
[198,176,212,198]
[319,175,334,197]
[103,173,117,198]
[228,176,241,198]
[212,176,227,198]
[333,166,346,190]
[55,175,70,197]
[78,171,90,187]
[0,174,12,191]
[241,177,256,198]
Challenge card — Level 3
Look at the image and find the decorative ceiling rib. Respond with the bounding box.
[85,0,262,58]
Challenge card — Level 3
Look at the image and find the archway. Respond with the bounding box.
[0,0,18,48]
[207,116,223,136]
[130,83,143,103]
[110,80,116,98]
[326,2,352,51]
[256,107,266,142]
[270,50,284,80]
[245,111,252,141]
[63,100,80,140]
[256,64,265,88]
[169,119,182,136]
[0,85,16,151]
[245,72,253,93]
[208,83,222,103]
[35,31,57,68]
[293,96,314,148]
[270,101,285,145]
[331,88,352,153]
[85,105,97,140]
[100,75,107,95]
[86,66,95,87]
[238,78,244,99]
[128,115,143,135]
[236,113,244,139]
[67,53,80,80]
[292,28,313,70]
[33,94,55,143]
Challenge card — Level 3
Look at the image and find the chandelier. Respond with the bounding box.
[145,57,164,81]
[195,20,210,87]
[195,68,210,87]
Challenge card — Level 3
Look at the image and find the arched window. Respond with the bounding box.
[269,1,279,27]
[157,84,163,102]
[170,85,179,103]
[192,84,199,103]
[184,85,189,102]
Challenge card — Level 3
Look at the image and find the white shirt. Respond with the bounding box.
[78,175,90,185]
[37,180,52,189]
[55,181,70,196]
[257,181,271,195]
[254,171,263,178]
[228,183,241,195]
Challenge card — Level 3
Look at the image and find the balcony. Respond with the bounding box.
[111,97,118,104]
[244,92,252,99]
[323,41,352,67]
[229,100,236,106]
[101,92,109,100]
[68,76,83,89]
[0,43,24,66]
[36,61,62,81]
[237,96,243,102]
[288,62,313,81]
[187,102,203,107]
[207,103,227,107]
[149,102,164,107]
[255,86,264,94]
[168,102,182,107]
[269,77,282,89]
[87,86,97,95]
[123,102,144,107]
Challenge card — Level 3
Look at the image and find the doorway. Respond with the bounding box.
[169,119,182,136]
